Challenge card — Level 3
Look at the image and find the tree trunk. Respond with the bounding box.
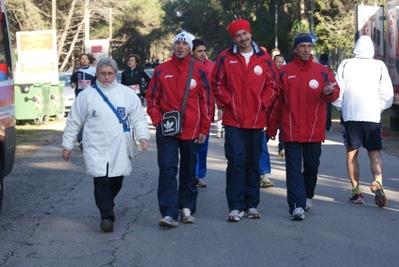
[300,0,307,22]
[59,20,84,72]
[57,0,78,62]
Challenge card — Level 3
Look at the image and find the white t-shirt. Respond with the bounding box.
[241,50,253,65]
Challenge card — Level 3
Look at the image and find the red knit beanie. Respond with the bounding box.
[228,19,252,39]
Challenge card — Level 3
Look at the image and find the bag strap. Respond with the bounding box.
[180,58,194,119]
[94,85,122,122]
[94,85,130,131]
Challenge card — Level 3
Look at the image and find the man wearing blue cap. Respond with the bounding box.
[266,33,340,221]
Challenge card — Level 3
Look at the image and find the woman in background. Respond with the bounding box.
[70,53,97,148]
[121,54,151,105]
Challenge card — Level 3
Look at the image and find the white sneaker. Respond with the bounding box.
[179,208,195,223]
[291,207,305,221]
[227,210,244,222]
[159,216,178,227]
[260,173,274,188]
[304,198,312,211]
[196,178,207,188]
[245,208,261,219]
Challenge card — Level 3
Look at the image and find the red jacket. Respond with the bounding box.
[266,55,340,142]
[203,58,215,78]
[212,41,279,129]
[146,54,213,140]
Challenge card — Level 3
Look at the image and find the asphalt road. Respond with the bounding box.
[1,118,398,267]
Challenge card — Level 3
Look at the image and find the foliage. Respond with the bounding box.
[3,0,387,70]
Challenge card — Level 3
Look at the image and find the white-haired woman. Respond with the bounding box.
[62,58,150,232]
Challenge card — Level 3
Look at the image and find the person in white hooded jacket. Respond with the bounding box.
[62,58,150,232]
[333,35,393,208]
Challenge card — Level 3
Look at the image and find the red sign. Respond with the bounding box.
[91,46,102,53]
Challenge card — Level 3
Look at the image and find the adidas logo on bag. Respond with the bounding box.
[163,120,175,133]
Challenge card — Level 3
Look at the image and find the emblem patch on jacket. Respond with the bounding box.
[309,79,319,89]
[190,79,197,89]
[117,107,126,118]
[254,65,263,75]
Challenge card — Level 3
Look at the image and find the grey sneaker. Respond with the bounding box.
[196,178,207,188]
[227,210,244,222]
[245,208,261,219]
[291,207,305,221]
[304,198,312,211]
[370,181,387,208]
[260,174,274,188]
[349,193,364,204]
[179,208,195,223]
[159,216,178,227]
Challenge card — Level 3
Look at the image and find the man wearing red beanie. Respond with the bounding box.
[212,19,279,222]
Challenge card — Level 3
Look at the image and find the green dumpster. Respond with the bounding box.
[48,81,65,119]
[15,83,46,124]
[41,83,51,122]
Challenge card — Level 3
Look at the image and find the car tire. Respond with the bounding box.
[0,160,3,211]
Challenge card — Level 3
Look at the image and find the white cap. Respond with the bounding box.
[172,31,193,50]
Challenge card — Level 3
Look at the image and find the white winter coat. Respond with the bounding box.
[333,35,393,123]
[62,79,150,177]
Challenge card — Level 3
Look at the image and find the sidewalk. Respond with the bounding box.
[2,121,399,266]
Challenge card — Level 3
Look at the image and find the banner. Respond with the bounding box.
[84,39,110,64]
[387,1,399,104]
[15,30,58,84]
[355,4,384,59]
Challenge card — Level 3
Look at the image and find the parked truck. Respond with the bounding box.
[0,0,16,211]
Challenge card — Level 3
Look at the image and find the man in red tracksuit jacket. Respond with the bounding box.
[212,19,279,222]
[192,38,216,188]
[266,33,340,221]
[146,31,213,228]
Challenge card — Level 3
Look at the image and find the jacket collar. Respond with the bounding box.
[171,54,192,65]
[228,40,265,56]
[293,54,314,68]
[95,79,119,91]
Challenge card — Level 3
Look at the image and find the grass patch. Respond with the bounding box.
[331,106,392,131]
[16,117,65,145]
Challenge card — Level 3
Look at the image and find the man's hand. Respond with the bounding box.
[198,133,207,144]
[139,139,149,151]
[217,109,223,120]
[62,149,71,162]
[323,82,336,95]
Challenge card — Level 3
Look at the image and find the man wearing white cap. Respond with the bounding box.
[146,31,213,228]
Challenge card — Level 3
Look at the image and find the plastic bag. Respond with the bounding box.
[124,131,139,159]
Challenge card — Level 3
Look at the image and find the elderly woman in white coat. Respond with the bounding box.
[62,58,150,232]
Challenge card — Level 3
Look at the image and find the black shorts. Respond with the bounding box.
[342,121,382,151]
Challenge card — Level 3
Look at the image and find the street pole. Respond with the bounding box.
[84,0,90,42]
[52,0,56,30]
[275,2,278,48]
[310,0,314,33]
[109,7,112,58]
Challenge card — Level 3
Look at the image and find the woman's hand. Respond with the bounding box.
[139,139,149,151]
[62,149,71,162]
